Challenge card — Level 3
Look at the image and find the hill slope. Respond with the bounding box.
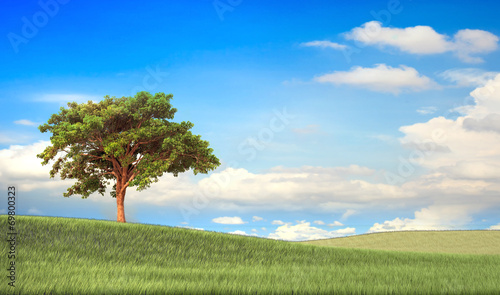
[298,230,500,255]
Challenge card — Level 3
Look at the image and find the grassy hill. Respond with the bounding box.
[1,215,499,294]
[298,230,500,255]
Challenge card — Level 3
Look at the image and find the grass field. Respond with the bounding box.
[298,229,500,255]
[1,215,499,294]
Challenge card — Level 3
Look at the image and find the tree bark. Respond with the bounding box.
[116,178,127,223]
[117,189,126,223]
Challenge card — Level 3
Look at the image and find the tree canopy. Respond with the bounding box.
[37,91,220,222]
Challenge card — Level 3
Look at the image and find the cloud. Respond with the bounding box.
[228,230,247,235]
[0,132,34,144]
[341,209,357,220]
[314,64,438,94]
[193,165,412,213]
[328,221,344,227]
[252,216,263,222]
[440,68,499,87]
[453,29,500,63]
[272,220,286,225]
[292,124,320,134]
[14,120,38,126]
[368,204,480,232]
[301,41,347,50]
[397,73,500,182]
[212,216,247,225]
[344,21,499,63]
[417,107,438,115]
[0,140,68,182]
[27,208,42,215]
[462,113,500,133]
[488,223,500,230]
[313,220,325,225]
[32,94,102,105]
[179,226,204,231]
[268,221,356,241]
[228,230,258,237]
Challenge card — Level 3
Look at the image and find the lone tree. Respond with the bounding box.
[37,91,220,223]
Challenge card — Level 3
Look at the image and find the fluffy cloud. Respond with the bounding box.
[489,223,500,230]
[344,21,498,63]
[398,74,500,181]
[328,221,344,227]
[228,230,258,237]
[368,204,481,232]
[212,216,247,224]
[0,140,72,187]
[440,68,499,87]
[195,165,413,213]
[313,220,325,225]
[252,216,263,222]
[314,64,438,94]
[268,221,356,241]
[301,41,347,50]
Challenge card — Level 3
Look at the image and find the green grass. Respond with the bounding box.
[1,215,499,294]
[298,230,500,255]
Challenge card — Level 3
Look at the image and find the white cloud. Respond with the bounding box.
[341,209,357,220]
[292,124,320,134]
[398,73,500,182]
[313,220,325,225]
[314,64,438,94]
[261,227,267,231]
[0,140,70,183]
[212,216,247,225]
[327,221,344,227]
[179,226,204,231]
[252,216,263,222]
[452,29,499,63]
[272,220,286,225]
[301,40,347,50]
[32,94,102,104]
[251,229,258,233]
[440,68,499,87]
[417,107,438,115]
[228,230,258,237]
[344,21,499,63]
[228,230,247,235]
[27,208,42,215]
[14,119,38,126]
[268,221,356,241]
[0,132,34,144]
[368,204,481,233]
[488,223,500,230]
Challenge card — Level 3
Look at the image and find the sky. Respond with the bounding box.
[1,0,500,241]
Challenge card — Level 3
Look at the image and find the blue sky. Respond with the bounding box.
[1,0,500,241]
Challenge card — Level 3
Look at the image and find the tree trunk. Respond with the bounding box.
[116,179,127,223]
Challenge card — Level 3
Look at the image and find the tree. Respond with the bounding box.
[37,91,220,223]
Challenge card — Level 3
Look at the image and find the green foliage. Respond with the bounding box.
[37,91,220,199]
